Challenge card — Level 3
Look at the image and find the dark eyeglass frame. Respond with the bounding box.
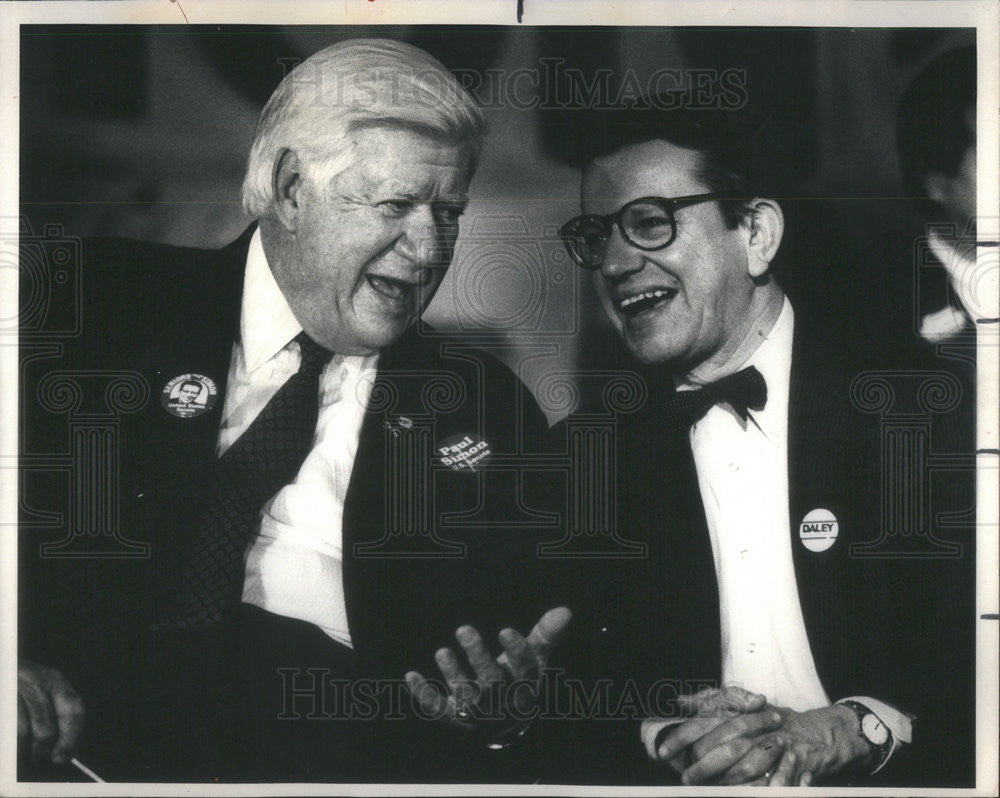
[559,192,733,269]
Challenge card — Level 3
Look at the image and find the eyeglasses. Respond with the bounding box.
[559,193,730,269]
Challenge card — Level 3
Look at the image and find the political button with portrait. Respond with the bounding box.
[161,373,218,419]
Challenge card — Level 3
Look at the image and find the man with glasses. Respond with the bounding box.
[548,106,973,787]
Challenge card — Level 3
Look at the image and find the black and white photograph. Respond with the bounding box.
[1,1,997,794]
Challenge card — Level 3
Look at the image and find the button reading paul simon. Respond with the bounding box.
[161,373,218,419]
[798,508,839,552]
[436,433,493,472]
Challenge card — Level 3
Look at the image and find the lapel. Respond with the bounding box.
[339,327,548,671]
[605,365,722,686]
[339,327,472,668]
[786,305,868,690]
[138,228,250,467]
[126,228,251,562]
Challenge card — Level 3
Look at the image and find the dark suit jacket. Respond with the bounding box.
[538,298,976,787]
[19,228,554,782]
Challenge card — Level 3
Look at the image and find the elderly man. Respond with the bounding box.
[548,107,974,786]
[20,38,567,782]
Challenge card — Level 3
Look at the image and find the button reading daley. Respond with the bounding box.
[799,508,839,552]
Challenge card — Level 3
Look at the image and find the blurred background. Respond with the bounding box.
[19,25,977,420]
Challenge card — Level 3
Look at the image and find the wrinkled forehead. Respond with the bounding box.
[342,124,476,199]
[581,139,707,212]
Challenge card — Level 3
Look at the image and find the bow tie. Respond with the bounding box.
[664,366,767,433]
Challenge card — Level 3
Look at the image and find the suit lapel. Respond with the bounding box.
[140,228,249,469]
[340,328,428,661]
[617,367,721,685]
[786,310,860,694]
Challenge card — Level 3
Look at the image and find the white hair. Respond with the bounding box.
[241,38,486,218]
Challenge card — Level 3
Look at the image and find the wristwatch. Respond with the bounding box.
[839,699,893,772]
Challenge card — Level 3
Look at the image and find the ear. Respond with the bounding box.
[272,148,303,233]
[745,198,784,278]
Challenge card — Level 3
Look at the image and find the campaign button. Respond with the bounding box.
[161,373,218,419]
[435,433,493,472]
[799,508,839,552]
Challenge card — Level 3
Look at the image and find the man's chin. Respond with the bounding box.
[346,318,417,355]
[622,329,683,367]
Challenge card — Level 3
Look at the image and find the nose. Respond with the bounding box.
[599,226,643,282]
[394,205,450,270]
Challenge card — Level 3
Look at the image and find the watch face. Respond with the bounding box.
[861,713,890,746]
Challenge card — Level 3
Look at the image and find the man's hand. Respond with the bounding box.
[648,694,875,786]
[17,659,85,765]
[404,606,572,746]
[642,685,779,777]
[693,704,875,786]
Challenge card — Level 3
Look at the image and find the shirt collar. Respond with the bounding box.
[240,228,380,377]
[675,296,794,439]
[742,296,794,438]
[927,229,978,319]
[240,227,303,373]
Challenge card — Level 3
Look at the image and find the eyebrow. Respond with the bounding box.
[374,178,469,204]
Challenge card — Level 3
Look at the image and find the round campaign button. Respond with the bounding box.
[161,373,218,419]
[798,508,839,553]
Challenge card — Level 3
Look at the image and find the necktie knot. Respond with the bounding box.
[295,332,334,375]
[666,365,767,432]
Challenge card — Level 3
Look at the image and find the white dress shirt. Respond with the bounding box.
[681,298,831,712]
[222,228,378,648]
[919,230,979,343]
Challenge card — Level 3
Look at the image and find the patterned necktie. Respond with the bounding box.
[156,332,335,629]
[663,366,767,433]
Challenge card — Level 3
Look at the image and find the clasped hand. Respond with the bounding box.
[641,685,874,786]
[17,658,85,765]
[405,607,572,747]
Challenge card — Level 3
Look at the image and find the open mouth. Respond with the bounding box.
[366,274,417,302]
[618,288,678,317]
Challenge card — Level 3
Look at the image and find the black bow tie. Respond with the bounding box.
[664,366,767,433]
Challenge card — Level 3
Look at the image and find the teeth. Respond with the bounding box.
[619,289,675,309]
[368,275,409,300]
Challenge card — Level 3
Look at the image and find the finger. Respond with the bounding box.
[498,628,538,681]
[17,695,31,751]
[676,685,767,717]
[524,606,573,665]
[690,709,783,762]
[50,683,85,764]
[655,716,726,763]
[433,647,477,706]
[404,671,449,719]
[455,626,505,684]
[667,754,689,775]
[718,738,786,785]
[768,749,799,786]
[22,689,58,763]
[682,736,756,785]
[641,717,675,760]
